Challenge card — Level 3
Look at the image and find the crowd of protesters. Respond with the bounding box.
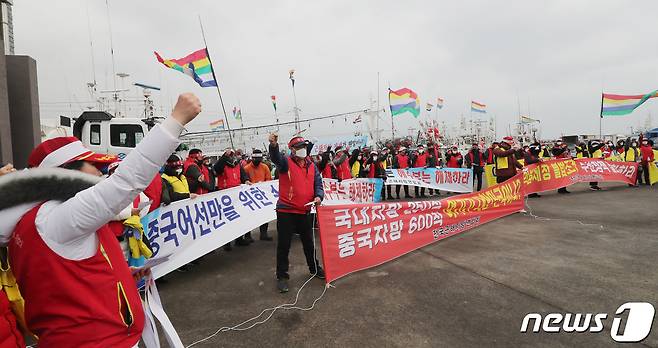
[0,90,656,347]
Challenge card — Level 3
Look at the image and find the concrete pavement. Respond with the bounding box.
[158,182,658,347]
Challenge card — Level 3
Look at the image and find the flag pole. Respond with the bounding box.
[599,92,604,139]
[388,84,394,139]
[198,15,234,149]
[376,72,380,149]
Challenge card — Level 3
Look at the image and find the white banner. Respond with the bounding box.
[142,181,279,279]
[385,168,474,193]
[142,178,389,278]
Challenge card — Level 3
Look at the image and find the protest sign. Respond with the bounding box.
[322,178,384,205]
[385,168,473,193]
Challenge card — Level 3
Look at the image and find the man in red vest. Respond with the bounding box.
[393,147,412,199]
[0,93,201,347]
[184,148,213,195]
[268,134,325,293]
[465,143,485,191]
[445,146,463,168]
[214,149,252,249]
[411,144,429,198]
[640,138,655,185]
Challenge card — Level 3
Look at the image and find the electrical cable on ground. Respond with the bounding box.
[522,195,604,229]
[186,206,330,348]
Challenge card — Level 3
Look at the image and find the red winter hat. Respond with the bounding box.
[28,137,118,168]
[288,136,309,149]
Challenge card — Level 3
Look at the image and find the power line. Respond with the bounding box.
[181,108,369,137]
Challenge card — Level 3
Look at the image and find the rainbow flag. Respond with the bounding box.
[471,101,486,113]
[209,119,224,130]
[389,88,420,118]
[436,97,444,109]
[601,91,658,117]
[154,48,217,87]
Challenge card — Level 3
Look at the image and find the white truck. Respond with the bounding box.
[70,111,158,159]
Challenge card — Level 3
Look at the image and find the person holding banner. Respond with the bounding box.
[640,138,654,185]
[624,140,641,186]
[445,146,463,168]
[465,143,485,191]
[393,147,412,199]
[244,149,274,241]
[493,136,523,184]
[214,149,253,249]
[551,140,571,194]
[588,140,604,190]
[412,145,429,198]
[161,154,197,205]
[484,142,498,165]
[524,142,543,198]
[268,134,325,293]
[0,93,201,347]
[184,149,213,195]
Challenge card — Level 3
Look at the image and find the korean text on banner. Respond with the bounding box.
[142,181,280,279]
[323,178,384,205]
[385,167,473,193]
[317,175,524,283]
[522,158,638,194]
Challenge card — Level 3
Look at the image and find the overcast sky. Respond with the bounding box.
[14,0,658,141]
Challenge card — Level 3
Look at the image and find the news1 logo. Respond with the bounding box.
[520,302,655,342]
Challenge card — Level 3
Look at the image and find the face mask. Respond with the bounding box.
[631,143,637,147]
[253,159,262,165]
[175,168,183,175]
[357,156,362,161]
[295,148,308,159]
[419,149,425,153]
[373,156,378,161]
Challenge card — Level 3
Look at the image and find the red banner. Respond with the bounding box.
[523,158,638,194]
[317,175,525,282]
[317,158,639,283]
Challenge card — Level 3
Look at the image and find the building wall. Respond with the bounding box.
[7,55,40,168]
[0,1,12,164]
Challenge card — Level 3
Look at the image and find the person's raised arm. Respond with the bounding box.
[268,134,288,173]
[38,94,201,245]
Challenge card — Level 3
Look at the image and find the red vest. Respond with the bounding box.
[217,165,241,190]
[321,165,333,179]
[9,205,144,347]
[278,157,316,214]
[184,159,210,195]
[0,291,24,348]
[367,163,376,178]
[447,153,462,168]
[414,153,427,167]
[338,161,351,180]
[396,154,409,169]
[468,151,484,165]
[143,174,163,212]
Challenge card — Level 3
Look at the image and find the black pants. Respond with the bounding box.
[260,223,269,237]
[276,212,320,280]
[414,186,426,197]
[386,185,393,198]
[396,185,410,197]
[473,167,483,191]
[641,163,650,185]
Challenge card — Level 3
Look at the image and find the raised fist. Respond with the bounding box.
[171,93,202,125]
[269,133,278,145]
